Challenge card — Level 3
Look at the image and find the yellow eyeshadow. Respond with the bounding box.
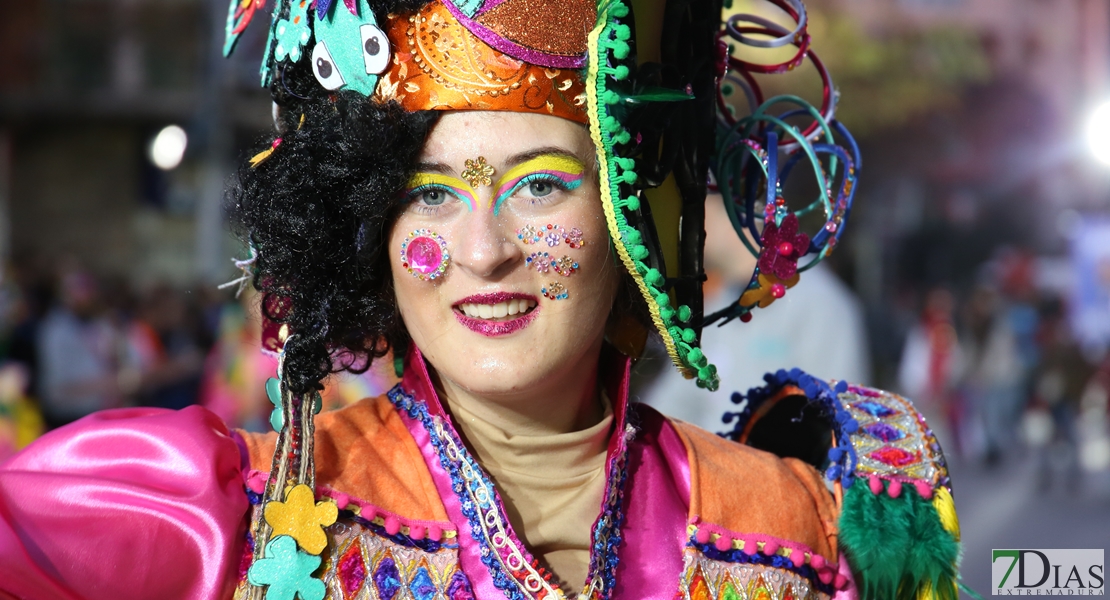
[496,155,586,189]
[405,172,478,211]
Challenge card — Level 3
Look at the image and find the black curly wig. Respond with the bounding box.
[228,0,437,395]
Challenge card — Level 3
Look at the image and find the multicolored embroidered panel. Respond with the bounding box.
[677,548,831,600]
[235,502,475,600]
[842,385,949,487]
[321,522,473,600]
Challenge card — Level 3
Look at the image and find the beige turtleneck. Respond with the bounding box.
[445,393,613,592]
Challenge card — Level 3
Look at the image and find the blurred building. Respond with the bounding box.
[0,0,272,286]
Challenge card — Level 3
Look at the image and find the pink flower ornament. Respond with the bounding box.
[758,214,809,280]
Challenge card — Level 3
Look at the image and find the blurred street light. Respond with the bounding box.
[149,125,188,171]
[1085,101,1110,166]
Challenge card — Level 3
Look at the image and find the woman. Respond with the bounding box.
[0,0,962,598]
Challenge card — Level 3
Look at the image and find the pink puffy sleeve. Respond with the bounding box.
[0,406,251,600]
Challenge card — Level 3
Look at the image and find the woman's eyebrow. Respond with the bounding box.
[413,161,456,175]
[502,147,583,168]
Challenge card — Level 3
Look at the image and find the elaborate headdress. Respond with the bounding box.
[224,0,860,595]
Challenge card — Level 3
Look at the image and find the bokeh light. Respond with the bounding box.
[149,125,188,171]
[1086,102,1110,166]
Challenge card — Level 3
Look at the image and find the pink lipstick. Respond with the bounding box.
[452,293,540,337]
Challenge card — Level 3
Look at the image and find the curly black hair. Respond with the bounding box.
[228,1,438,394]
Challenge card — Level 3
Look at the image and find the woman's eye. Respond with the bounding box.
[528,181,554,197]
[419,189,447,205]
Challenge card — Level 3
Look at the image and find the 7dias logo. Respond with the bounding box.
[993,550,1105,595]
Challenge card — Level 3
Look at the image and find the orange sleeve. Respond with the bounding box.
[237,395,448,522]
[671,418,840,561]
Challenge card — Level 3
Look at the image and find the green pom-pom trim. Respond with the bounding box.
[677,305,692,323]
[585,0,719,390]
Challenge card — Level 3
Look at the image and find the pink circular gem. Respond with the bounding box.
[406,236,443,275]
[770,283,786,298]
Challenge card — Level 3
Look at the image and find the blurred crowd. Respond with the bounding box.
[896,254,1110,489]
[0,258,399,461]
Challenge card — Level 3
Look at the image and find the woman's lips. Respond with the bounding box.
[452,293,540,337]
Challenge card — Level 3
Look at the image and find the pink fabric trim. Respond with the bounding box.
[0,406,249,600]
[613,404,689,599]
[439,0,586,69]
[688,520,849,590]
[832,554,860,599]
[243,468,457,540]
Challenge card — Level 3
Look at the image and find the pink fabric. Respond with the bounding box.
[0,406,249,600]
[399,347,504,599]
[832,554,860,600]
[613,404,690,600]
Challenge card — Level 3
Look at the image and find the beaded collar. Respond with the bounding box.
[389,345,633,599]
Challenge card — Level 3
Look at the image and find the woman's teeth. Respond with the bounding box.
[458,299,537,320]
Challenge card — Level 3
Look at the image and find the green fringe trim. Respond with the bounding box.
[585,0,719,390]
[840,482,960,600]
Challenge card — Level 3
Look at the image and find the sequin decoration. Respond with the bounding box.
[401,229,450,281]
[542,281,568,300]
[461,156,495,188]
[869,446,919,468]
[676,547,830,600]
[851,400,897,418]
[843,386,948,488]
[862,422,906,443]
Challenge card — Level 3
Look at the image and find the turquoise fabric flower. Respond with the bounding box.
[274,0,312,62]
[247,535,326,600]
[267,378,323,432]
[267,377,283,431]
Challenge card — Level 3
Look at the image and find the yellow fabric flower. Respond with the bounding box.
[738,272,800,309]
[263,484,338,555]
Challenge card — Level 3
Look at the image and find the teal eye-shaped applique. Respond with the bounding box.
[274,0,312,63]
[310,0,387,96]
[247,535,326,600]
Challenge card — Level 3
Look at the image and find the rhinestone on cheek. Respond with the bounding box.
[400,229,450,281]
[542,281,568,300]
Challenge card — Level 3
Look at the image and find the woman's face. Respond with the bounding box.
[390,111,621,398]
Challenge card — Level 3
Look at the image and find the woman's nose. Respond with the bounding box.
[451,210,521,279]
